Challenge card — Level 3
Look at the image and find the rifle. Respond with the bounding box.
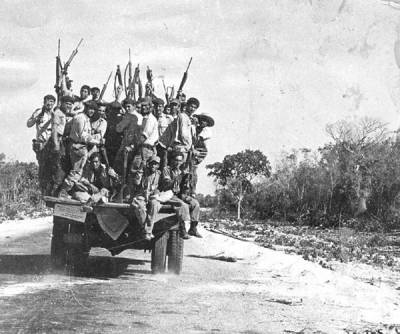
[99,145,120,200]
[54,39,63,106]
[181,147,195,196]
[169,86,175,102]
[99,71,113,101]
[162,79,169,104]
[63,38,83,74]
[138,77,143,100]
[132,64,140,101]
[117,149,129,203]
[133,64,143,99]
[145,66,154,97]
[124,49,133,98]
[176,57,192,98]
[114,65,123,101]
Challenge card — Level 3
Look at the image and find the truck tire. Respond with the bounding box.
[65,223,90,276]
[167,230,184,275]
[50,217,68,269]
[151,231,169,274]
[65,246,90,276]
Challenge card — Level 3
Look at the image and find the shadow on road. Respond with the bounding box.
[0,254,150,278]
[84,256,149,279]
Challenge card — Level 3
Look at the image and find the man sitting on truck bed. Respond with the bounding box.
[161,151,201,238]
[72,152,119,202]
[129,156,163,240]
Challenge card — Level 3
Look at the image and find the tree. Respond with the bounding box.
[206,149,271,219]
[325,117,389,215]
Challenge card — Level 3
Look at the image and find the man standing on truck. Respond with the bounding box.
[172,97,199,162]
[155,98,173,170]
[27,94,56,195]
[114,98,142,175]
[129,97,159,178]
[58,101,103,198]
[50,95,75,196]
[191,113,214,195]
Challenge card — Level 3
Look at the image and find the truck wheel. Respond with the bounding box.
[50,217,68,269]
[151,231,169,274]
[65,246,90,276]
[167,230,184,275]
[64,223,90,276]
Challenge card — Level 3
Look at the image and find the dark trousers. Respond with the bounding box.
[156,143,168,170]
[63,144,88,189]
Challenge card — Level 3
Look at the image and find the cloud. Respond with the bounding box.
[1,0,54,28]
[0,46,39,91]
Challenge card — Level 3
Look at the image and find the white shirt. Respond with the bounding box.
[142,113,159,146]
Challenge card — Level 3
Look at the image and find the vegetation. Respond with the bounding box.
[207,117,400,232]
[206,149,271,220]
[0,154,43,221]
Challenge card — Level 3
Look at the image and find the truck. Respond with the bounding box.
[44,196,184,276]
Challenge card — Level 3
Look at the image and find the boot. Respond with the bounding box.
[179,221,190,240]
[188,221,202,238]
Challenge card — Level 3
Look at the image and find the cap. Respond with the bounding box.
[123,98,135,106]
[153,97,165,106]
[187,97,200,108]
[84,100,99,111]
[140,96,153,106]
[148,155,161,164]
[193,113,214,127]
[61,95,75,104]
[170,98,180,106]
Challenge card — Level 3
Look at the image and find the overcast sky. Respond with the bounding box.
[1,0,400,194]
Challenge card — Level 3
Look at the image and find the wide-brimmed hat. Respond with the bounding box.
[194,113,214,127]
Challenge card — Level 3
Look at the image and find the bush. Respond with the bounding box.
[0,159,43,221]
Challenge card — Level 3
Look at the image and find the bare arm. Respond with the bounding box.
[26,109,42,128]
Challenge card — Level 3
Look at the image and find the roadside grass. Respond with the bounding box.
[0,201,51,223]
[203,215,400,271]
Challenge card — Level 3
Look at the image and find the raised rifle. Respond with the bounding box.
[145,66,154,97]
[176,57,192,98]
[99,71,113,101]
[169,86,175,102]
[124,49,133,99]
[162,79,169,104]
[138,78,143,100]
[63,38,83,74]
[134,64,143,99]
[114,65,123,101]
[54,39,63,106]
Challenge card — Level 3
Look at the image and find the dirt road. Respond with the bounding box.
[0,217,399,334]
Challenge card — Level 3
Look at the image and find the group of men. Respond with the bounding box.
[27,83,214,241]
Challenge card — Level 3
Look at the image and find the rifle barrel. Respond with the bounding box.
[186,57,193,72]
[76,38,84,50]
